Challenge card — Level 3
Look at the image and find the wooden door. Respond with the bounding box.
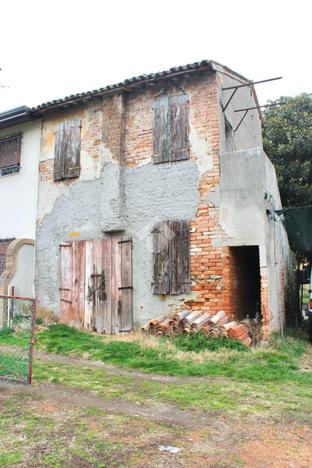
[60,237,132,333]
[60,241,85,327]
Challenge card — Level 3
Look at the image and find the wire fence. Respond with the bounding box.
[0,295,36,384]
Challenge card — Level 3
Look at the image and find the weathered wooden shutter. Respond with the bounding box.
[153,96,169,164]
[153,94,189,164]
[54,120,81,181]
[153,220,190,295]
[168,94,189,162]
[153,222,171,294]
[169,220,190,294]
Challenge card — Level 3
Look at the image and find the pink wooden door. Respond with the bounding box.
[60,242,85,328]
[60,237,132,333]
[60,243,73,324]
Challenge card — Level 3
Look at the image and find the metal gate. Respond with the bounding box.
[0,294,36,384]
[60,238,133,333]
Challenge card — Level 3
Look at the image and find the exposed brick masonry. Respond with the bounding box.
[0,239,15,275]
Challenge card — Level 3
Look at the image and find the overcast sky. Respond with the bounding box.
[0,0,311,112]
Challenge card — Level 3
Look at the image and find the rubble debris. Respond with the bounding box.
[159,446,182,454]
[142,310,254,346]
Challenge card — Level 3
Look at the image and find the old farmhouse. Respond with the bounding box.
[0,60,292,338]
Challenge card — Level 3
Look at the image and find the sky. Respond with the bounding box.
[0,0,311,112]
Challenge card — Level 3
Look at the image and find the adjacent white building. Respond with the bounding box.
[0,107,40,297]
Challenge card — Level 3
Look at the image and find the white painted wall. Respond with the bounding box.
[0,121,41,239]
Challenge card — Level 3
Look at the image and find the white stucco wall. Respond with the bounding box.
[0,121,41,239]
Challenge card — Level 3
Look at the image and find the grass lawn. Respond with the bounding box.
[0,323,311,382]
[1,324,312,466]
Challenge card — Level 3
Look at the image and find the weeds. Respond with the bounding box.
[172,331,249,353]
[1,323,311,383]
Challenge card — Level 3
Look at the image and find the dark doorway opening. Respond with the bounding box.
[229,246,261,321]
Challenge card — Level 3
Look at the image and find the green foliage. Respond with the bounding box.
[173,331,249,353]
[263,93,312,208]
[35,316,43,325]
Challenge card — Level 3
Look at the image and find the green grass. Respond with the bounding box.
[0,327,29,381]
[1,323,311,384]
[32,359,312,417]
[173,331,249,352]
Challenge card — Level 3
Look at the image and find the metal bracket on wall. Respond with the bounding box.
[221,76,282,113]
[233,102,285,132]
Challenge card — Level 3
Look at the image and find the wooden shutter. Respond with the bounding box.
[54,119,81,181]
[153,222,171,294]
[153,220,190,295]
[169,220,190,294]
[168,94,189,162]
[153,96,169,164]
[153,94,189,164]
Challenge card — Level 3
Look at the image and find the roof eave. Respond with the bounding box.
[0,106,33,130]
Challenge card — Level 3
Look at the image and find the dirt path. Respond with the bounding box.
[1,346,312,466]
[0,380,213,429]
[1,377,312,467]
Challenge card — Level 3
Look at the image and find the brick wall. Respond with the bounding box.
[0,239,15,275]
[122,73,229,315]
[187,76,225,314]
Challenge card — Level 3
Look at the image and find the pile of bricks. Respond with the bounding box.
[142,310,252,346]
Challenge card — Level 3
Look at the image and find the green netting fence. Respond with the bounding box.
[0,295,36,384]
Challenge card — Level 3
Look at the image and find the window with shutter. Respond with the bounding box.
[54,120,81,181]
[153,93,189,164]
[153,220,190,295]
[0,134,22,176]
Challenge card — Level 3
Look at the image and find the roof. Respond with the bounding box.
[0,60,252,127]
[0,106,32,128]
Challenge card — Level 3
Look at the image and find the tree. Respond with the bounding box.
[263,94,312,208]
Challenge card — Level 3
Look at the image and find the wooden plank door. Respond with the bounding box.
[60,237,133,333]
[118,238,133,332]
[60,243,73,324]
[72,241,85,327]
[60,242,85,327]
[85,239,112,333]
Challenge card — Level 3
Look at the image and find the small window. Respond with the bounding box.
[153,94,189,164]
[0,134,22,176]
[54,120,81,182]
[153,220,190,294]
